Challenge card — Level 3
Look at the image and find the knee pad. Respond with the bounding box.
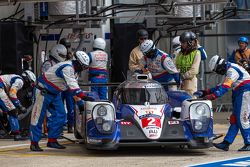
[8,109,18,118]
[230,114,237,124]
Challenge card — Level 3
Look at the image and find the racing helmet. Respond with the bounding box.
[136,29,148,40]
[93,38,106,50]
[238,36,249,45]
[74,51,90,70]
[180,31,197,46]
[172,36,180,50]
[21,70,36,87]
[209,55,227,75]
[59,38,71,49]
[140,39,156,58]
[50,44,67,62]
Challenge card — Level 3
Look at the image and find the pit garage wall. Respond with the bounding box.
[35,26,111,90]
[34,2,112,90]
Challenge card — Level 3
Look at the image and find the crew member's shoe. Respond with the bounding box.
[30,142,43,152]
[238,145,250,151]
[213,140,230,151]
[47,142,66,149]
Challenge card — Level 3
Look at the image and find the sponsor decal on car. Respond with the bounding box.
[120,121,132,126]
[168,120,180,125]
[87,138,102,144]
[141,117,161,128]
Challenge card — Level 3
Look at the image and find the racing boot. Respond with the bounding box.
[30,142,43,152]
[238,144,250,151]
[67,125,73,133]
[213,140,230,151]
[47,139,66,149]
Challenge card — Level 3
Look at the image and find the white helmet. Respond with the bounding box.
[209,55,225,71]
[21,70,36,85]
[93,38,106,50]
[172,36,180,50]
[140,39,155,55]
[74,51,90,70]
[50,44,67,62]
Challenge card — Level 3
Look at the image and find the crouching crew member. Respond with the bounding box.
[0,70,36,140]
[30,51,94,151]
[194,55,250,151]
[140,39,180,91]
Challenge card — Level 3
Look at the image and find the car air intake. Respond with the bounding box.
[136,74,148,80]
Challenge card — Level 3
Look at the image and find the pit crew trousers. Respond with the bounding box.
[89,76,108,100]
[61,91,75,126]
[30,88,66,142]
[0,89,19,132]
[224,84,250,145]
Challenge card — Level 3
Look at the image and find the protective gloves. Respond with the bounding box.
[78,104,85,114]
[17,105,27,114]
[203,94,217,100]
[173,73,181,85]
[193,90,211,98]
[82,96,95,101]
[193,90,204,97]
[8,109,19,117]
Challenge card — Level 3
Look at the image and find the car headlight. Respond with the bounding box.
[196,104,206,115]
[194,120,203,130]
[97,105,107,116]
[190,103,211,119]
[102,122,112,131]
[189,103,211,133]
[92,104,115,134]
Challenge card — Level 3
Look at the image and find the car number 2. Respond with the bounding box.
[141,117,161,128]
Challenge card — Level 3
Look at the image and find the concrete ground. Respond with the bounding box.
[0,112,249,167]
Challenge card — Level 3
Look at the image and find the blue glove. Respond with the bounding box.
[193,90,204,97]
[193,89,211,98]
[78,104,85,113]
[203,94,217,100]
[82,96,95,101]
[76,100,85,114]
[173,73,181,85]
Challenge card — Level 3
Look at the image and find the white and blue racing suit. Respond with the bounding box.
[41,56,59,74]
[197,44,207,60]
[41,56,75,128]
[141,49,180,90]
[88,50,109,100]
[41,56,61,130]
[208,63,250,145]
[30,61,86,143]
[0,75,24,133]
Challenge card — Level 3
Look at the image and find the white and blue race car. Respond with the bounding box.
[74,74,214,150]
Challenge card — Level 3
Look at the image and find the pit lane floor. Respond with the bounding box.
[0,112,249,167]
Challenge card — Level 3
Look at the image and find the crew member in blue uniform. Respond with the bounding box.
[194,55,250,151]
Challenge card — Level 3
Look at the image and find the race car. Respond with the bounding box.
[74,74,214,150]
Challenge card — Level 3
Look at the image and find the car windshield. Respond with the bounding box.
[122,87,167,105]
